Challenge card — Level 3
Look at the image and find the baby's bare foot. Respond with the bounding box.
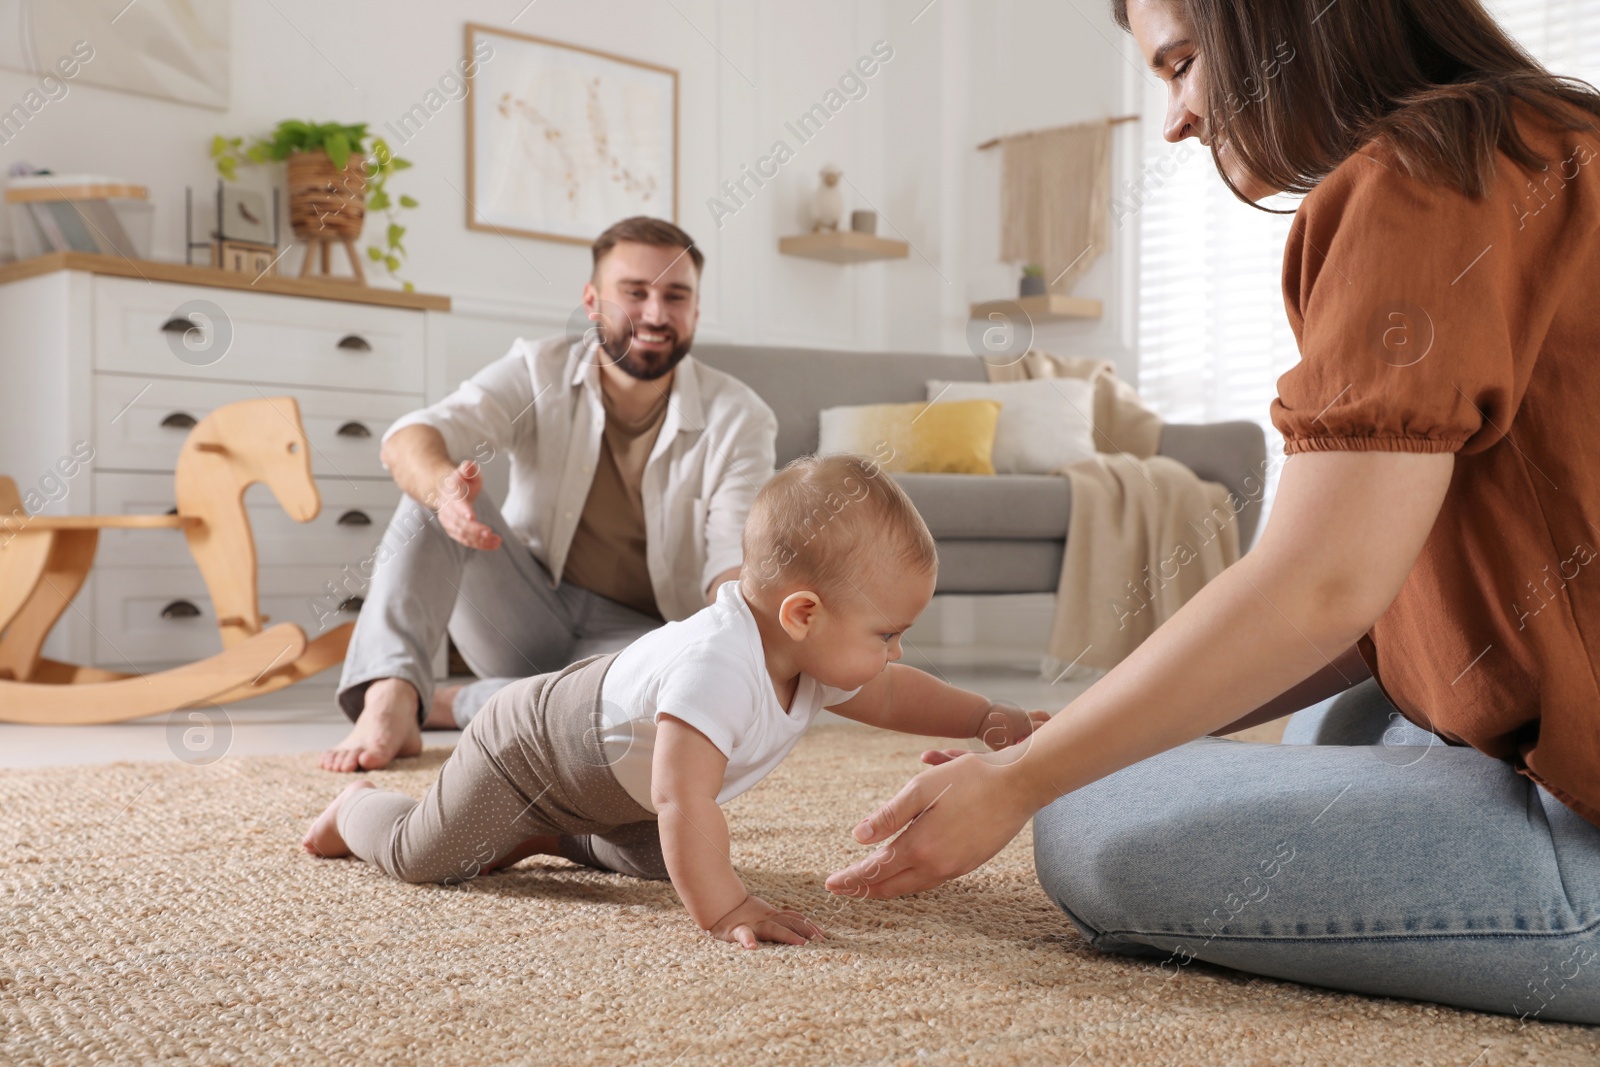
[302,781,376,858]
[319,678,423,773]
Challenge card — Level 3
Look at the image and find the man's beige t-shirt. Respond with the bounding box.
[562,385,673,619]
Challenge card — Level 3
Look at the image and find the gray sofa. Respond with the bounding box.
[694,343,1267,596]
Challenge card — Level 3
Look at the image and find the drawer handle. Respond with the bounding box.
[160,316,198,334]
[165,506,179,516]
[338,596,365,613]
[336,509,372,527]
[161,411,198,430]
[336,334,372,352]
[336,421,372,438]
[160,599,202,620]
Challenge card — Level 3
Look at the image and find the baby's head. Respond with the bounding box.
[740,453,937,690]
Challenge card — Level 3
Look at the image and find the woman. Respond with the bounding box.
[827,0,1600,1023]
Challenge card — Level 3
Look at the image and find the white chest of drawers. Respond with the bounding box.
[0,252,450,669]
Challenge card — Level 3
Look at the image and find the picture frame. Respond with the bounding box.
[0,0,231,110]
[465,23,679,246]
[218,185,273,244]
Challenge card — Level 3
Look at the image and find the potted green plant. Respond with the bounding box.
[211,120,418,289]
[1019,262,1047,297]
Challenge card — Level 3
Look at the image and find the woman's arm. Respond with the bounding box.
[826,449,1453,900]
[1211,642,1370,735]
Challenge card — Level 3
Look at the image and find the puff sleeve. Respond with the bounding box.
[1270,151,1529,457]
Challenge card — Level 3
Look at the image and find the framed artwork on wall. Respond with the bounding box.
[0,0,230,110]
[464,23,678,246]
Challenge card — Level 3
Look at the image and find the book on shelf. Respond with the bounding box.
[26,203,73,253]
[29,199,103,252]
[70,200,137,255]
[6,175,151,259]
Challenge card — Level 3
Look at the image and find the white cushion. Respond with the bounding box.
[924,378,1097,474]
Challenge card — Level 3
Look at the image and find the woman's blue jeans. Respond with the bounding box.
[1032,679,1600,1023]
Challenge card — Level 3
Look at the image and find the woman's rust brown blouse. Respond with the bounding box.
[1271,101,1600,826]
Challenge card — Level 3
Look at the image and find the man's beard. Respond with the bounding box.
[598,327,691,381]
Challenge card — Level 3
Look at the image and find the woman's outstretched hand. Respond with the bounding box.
[823,750,1041,900]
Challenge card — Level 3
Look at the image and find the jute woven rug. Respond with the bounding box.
[3,723,1596,1066]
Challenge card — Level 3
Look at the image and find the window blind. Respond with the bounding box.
[1487,0,1600,86]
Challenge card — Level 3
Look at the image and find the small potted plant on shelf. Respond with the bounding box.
[1019,262,1047,297]
[210,120,418,289]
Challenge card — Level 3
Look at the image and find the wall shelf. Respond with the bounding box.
[969,292,1102,322]
[778,231,909,264]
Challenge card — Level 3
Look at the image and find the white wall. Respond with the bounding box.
[962,0,1146,377]
[0,0,1138,387]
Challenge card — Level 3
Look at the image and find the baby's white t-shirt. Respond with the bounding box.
[598,581,862,813]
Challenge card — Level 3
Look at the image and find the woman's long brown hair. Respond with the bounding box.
[1113,0,1600,203]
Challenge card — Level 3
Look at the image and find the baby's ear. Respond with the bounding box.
[777,589,822,638]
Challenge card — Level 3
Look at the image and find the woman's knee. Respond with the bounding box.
[1031,739,1283,955]
[1033,778,1175,955]
[1282,677,1426,746]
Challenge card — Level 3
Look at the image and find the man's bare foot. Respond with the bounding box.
[422,684,462,729]
[318,678,424,773]
[482,835,561,873]
[302,780,376,858]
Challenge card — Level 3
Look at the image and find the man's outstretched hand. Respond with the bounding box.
[435,460,501,551]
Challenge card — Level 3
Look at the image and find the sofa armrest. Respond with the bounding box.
[1157,421,1270,551]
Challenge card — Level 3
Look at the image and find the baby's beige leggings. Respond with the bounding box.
[336,653,666,884]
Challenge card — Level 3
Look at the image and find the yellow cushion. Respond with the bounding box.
[817,399,1002,475]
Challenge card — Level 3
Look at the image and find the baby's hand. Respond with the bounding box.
[708,895,826,950]
[975,703,1051,751]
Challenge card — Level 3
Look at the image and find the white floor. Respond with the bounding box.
[0,654,1094,769]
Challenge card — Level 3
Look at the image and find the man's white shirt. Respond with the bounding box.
[383,335,778,622]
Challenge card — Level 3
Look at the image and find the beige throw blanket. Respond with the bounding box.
[987,350,1240,676]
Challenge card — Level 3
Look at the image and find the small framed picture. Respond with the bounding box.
[219,186,273,244]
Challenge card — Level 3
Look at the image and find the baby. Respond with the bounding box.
[303,453,1047,948]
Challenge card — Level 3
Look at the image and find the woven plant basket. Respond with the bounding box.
[286,149,367,240]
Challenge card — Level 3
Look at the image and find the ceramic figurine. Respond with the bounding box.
[810,164,845,232]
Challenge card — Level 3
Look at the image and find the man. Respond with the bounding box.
[320,217,777,772]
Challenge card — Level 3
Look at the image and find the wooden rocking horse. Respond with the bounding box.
[0,397,354,724]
